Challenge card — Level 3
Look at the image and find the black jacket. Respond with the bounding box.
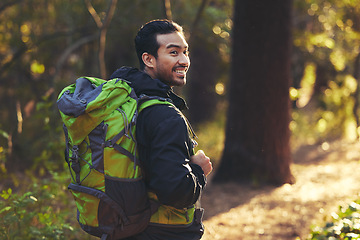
[110,67,206,240]
[110,67,206,209]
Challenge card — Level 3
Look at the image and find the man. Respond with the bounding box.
[110,19,212,240]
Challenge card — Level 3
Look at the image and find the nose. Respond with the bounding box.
[179,53,190,66]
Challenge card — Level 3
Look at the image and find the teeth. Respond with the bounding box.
[175,69,186,73]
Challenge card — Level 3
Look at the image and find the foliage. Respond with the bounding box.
[0,171,93,240]
[290,74,358,148]
[194,104,227,165]
[0,127,9,173]
[291,0,360,147]
[309,200,360,239]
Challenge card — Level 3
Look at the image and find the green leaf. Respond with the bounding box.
[0,188,12,200]
[0,206,12,214]
[0,130,9,139]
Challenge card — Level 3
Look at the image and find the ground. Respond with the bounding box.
[200,140,360,240]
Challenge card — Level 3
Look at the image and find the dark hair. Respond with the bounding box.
[135,19,184,70]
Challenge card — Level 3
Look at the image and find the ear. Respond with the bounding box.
[142,52,155,69]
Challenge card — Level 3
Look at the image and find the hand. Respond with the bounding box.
[190,150,212,176]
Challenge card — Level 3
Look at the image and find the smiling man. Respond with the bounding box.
[109,20,212,240]
[142,30,189,87]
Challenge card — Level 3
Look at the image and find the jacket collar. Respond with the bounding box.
[110,67,188,110]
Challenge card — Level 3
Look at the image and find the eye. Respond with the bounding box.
[184,50,190,56]
[170,50,178,55]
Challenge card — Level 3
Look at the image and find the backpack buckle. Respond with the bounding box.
[103,140,113,148]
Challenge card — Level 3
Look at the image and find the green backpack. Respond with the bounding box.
[57,76,172,240]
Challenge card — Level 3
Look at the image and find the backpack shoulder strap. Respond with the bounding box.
[137,94,174,113]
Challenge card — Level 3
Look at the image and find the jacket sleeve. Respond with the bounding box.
[136,104,207,209]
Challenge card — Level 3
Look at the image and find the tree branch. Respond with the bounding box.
[85,0,118,79]
[102,0,118,30]
[55,34,98,75]
[0,29,90,77]
[84,0,103,28]
[190,0,209,34]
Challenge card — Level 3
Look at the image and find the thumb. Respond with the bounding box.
[196,149,205,156]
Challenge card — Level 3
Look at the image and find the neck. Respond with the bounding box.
[143,68,156,80]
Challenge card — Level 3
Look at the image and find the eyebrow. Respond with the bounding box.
[166,44,188,49]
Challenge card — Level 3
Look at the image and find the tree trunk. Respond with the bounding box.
[187,35,220,124]
[213,0,294,185]
[161,0,172,20]
[352,52,360,137]
[186,0,218,125]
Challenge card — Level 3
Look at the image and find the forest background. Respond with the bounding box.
[1,0,360,239]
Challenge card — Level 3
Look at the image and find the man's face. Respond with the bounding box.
[151,32,190,87]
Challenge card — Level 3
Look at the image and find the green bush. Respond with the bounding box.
[309,200,360,240]
[0,171,91,240]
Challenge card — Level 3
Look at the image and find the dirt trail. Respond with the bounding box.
[201,140,360,240]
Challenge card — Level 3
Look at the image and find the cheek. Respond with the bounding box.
[160,59,175,71]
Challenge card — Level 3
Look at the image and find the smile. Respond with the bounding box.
[173,66,188,75]
[175,69,186,74]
